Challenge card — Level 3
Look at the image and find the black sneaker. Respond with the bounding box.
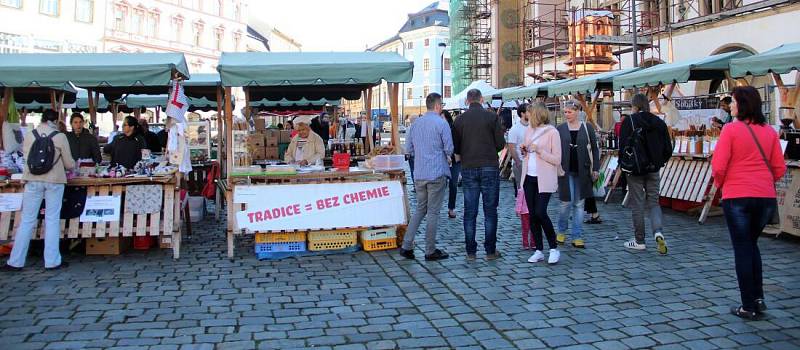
[425,249,449,261]
[730,305,759,320]
[0,264,22,272]
[399,248,415,260]
[466,253,477,261]
[756,299,767,313]
[45,261,69,271]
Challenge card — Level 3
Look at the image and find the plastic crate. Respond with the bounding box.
[360,227,397,241]
[255,232,307,244]
[361,237,397,251]
[307,230,358,251]
[254,241,306,254]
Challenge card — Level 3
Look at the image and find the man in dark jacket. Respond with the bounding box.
[139,118,162,153]
[619,93,673,255]
[452,89,506,260]
[66,113,102,163]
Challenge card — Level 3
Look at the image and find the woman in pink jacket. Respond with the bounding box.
[519,103,563,264]
[711,86,786,320]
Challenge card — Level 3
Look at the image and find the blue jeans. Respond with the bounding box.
[722,197,775,312]
[448,162,461,210]
[408,156,415,183]
[7,181,65,268]
[462,167,499,255]
[558,174,584,239]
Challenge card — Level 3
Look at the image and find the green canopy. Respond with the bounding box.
[0,53,189,93]
[250,98,340,108]
[183,73,222,100]
[730,43,800,78]
[218,52,413,100]
[75,89,110,110]
[549,68,640,97]
[124,94,232,112]
[502,80,569,101]
[491,86,524,99]
[613,51,751,90]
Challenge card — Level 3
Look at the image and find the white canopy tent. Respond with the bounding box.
[443,80,503,110]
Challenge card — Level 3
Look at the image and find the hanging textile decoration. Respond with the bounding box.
[166,80,189,123]
[125,185,163,214]
[167,119,193,174]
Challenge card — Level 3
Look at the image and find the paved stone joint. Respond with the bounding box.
[1,171,800,349]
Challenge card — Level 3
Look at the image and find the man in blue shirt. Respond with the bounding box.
[400,93,454,261]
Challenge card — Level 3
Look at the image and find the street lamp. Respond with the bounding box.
[438,42,447,96]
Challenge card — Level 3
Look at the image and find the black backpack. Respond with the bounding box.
[27,130,60,175]
[620,115,658,175]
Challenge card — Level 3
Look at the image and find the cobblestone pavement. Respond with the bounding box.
[1,173,800,350]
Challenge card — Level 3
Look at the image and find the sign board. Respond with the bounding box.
[234,181,407,232]
[0,193,23,212]
[80,195,122,222]
[186,120,211,162]
[779,168,800,236]
[673,96,720,110]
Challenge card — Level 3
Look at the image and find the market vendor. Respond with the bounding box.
[284,115,325,166]
[103,116,147,169]
[66,113,102,163]
[139,118,163,153]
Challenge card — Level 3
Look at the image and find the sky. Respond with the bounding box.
[250,0,447,51]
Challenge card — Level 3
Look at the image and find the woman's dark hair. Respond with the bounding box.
[518,103,530,114]
[70,112,84,123]
[442,110,453,127]
[123,116,144,135]
[41,109,59,123]
[732,86,766,125]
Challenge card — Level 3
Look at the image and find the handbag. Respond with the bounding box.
[743,123,780,224]
[515,188,528,215]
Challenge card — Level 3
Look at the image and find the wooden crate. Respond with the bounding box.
[0,176,182,259]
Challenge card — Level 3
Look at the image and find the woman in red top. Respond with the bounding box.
[711,86,786,320]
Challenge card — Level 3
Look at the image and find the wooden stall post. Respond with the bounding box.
[363,89,373,153]
[87,89,98,137]
[388,83,400,154]
[0,87,10,146]
[50,90,57,111]
[772,72,800,128]
[224,86,235,258]
[215,86,224,222]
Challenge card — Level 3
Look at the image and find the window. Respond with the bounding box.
[424,38,429,47]
[1,0,22,9]
[113,6,127,31]
[74,0,93,23]
[193,21,204,47]
[444,86,452,98]
[235,3,241,21]
[423,58,430,71]
[146,12,159,37]
[233,31,242,51]
[131,9,143,34]
[172,16,184,42]
[407,41,413,50]
[406,88,413,100]
[423,86,430,97]
[444,58,451,71]
[213,0,222,16]
[40,0,59,16]
[215,27,224,51]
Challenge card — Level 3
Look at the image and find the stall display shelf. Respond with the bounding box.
[255,232,307,244]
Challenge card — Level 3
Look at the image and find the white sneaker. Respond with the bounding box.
[624,239,646,250]
[548,249,560,264]
[527,250,544,263]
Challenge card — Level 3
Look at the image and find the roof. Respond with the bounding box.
[443,80,499,109]
[502,80,569,101]
[612,51,751,90]
[0,53,189,91]
[399,2,449,33]
[730,42,800,78]
[548,68,640,97]
[217,52,413,100]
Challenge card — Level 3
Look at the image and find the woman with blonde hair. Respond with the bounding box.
[519,103,562,264]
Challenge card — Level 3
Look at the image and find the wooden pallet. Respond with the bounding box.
[0,177,182,259]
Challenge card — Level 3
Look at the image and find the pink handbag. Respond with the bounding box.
[515,188,528,215]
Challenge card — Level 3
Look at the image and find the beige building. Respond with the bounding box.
[0,0,107,53]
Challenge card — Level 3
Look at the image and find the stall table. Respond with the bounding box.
[222,169,408,258]
[0,175,183,259]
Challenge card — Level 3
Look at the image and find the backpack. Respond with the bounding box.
[620,115,657,175]
[27,130,60,175]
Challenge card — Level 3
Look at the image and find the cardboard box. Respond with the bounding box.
[279,130,292,143]
[254,118,267,131]
[251,149,267,160]
[86,237,132,255]
[265,130,280,147]
[247,133,265,147]
[265,146,279,160]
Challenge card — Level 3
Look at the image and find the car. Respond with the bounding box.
[398,125,407,133]
[382,123,392,133]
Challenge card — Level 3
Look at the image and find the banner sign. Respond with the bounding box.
[233,181,407,232]
[673,96,720,110]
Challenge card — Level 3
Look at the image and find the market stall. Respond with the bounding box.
[730,42,800,235]
[612,51,753,222]
[0,53,190,258]
[217,52,414,259]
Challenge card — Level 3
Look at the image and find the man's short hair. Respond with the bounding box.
[42,109,59,122]
[466,89,482,104]
[631,94,650,113]
[721,96,732,104]
[425,92,443,110]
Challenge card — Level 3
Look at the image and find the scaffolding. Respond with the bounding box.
[450,0,493,95]
[521,0,663,81]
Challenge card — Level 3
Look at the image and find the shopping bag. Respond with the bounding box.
[515,188,528,215]
[592,172,606,198]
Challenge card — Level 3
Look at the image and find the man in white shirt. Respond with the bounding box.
[506,104,530,191]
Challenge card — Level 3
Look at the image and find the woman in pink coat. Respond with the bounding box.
[519,103,563,265]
